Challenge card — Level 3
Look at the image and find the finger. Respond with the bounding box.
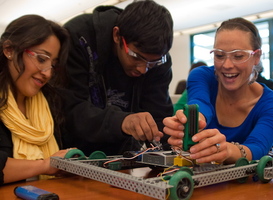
[130,122,143,141]
[192,129,224,143]
[190,144,219,159]
[144,114,159,141]
[190,142,227,162]
[191,129,215,143]
[190,137,218,155]
[153,131,164,142]
[168,136,183,147]
[122,115,144,140]
[163,126,184,138]
[122,113,156,141]
[175,110,187,124]
[190,131,226,155]
[163,116,185,130]
[198,118,207,131]
[133,117,153,141]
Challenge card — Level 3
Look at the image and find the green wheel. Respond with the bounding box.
[257,155,273,183]
[235,157,249,183]
[169,170,194,200]
[88,151,107,159]
[64,149,86,160]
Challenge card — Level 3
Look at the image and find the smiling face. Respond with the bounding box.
[213,29,261,91]
[6,35,60,102]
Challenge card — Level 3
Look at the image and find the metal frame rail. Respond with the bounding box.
[51,157,171,200]
[51,156,273,200]
[193,163,257,188]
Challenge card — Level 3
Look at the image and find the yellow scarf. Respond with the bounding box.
[0,89,59,160]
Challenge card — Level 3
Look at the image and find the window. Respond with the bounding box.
[191,19,271,79]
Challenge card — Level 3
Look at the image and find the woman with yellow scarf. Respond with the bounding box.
[0,14,70,185]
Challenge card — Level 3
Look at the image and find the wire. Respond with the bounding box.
[157,165,179,177]
[171,146,195,166]
[103,145,160,167]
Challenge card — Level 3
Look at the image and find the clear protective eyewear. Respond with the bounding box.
[210,49,259,64]
[122,37,167,69]
[25,49,55,72]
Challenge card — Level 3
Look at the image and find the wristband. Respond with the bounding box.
[231,142,247,158]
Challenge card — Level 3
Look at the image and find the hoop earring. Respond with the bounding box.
[248,68,258,85]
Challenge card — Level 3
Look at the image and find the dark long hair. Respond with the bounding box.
[0,14,70,147]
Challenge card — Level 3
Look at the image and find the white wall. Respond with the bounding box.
[169,34,191,95]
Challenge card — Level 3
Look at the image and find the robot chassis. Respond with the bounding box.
[50,149,273,200]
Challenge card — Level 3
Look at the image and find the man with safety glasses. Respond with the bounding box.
[62,0,174,156]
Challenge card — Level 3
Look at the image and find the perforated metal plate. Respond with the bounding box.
[51,155,273,200]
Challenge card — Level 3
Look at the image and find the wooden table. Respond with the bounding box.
[1,167,273,200]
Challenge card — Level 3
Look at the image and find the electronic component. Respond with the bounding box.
[14,185,59,200]
[173,155,193,167]
[141,151,177,167]
[151,139,163,150]
[183,104,199,151]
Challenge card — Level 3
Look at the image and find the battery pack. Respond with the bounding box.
[14,185,59,200]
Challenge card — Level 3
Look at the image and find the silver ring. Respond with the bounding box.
[215,143,220,153]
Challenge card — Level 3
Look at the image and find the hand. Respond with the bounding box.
[122,112,163,141]
[44,149,70,175]
[163,110,206,147]
[163,111,186,147]
[189,129,228,163]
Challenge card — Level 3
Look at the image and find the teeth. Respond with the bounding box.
[224,73,238,78]
[35,78,42,84]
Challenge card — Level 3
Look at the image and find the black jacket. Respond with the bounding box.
[0,121,11,185]
[59,89,133,156]
[63,6,173,154]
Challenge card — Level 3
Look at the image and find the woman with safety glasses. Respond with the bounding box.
[163,17,273,164]
[0,14,70,185]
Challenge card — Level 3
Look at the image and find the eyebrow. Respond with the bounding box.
[133,50,149,61]
[122,36,162,62]
[34,49,59,61]
[32,48,50,55]
[133,49,163,62]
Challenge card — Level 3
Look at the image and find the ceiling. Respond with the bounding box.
[0,0,273,35]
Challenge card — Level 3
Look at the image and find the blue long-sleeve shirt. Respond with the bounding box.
[187,66,273,160]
